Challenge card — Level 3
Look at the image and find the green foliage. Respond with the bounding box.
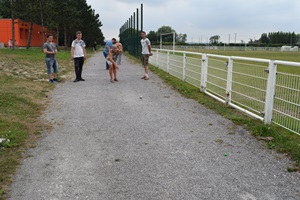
[0,0,105,47]
[259,31,299,46]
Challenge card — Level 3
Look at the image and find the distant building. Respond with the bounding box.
[0,19,56,47]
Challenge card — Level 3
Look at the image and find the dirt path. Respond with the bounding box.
[9,52,300,200]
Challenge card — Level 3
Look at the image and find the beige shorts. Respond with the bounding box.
[142,54,149,66]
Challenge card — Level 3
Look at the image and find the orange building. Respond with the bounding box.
[0,19,56,47]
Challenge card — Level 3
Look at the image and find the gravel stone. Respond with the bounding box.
[9,53,300,200]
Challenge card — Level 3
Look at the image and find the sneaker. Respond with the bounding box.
[114,78,119,82]
[141,76,146,79]
[49,79,54,83]
[79,78,85,81]
[73,79,80,82]
[110,79,114,83]
[53,78,60,82]
[144,77,149,80]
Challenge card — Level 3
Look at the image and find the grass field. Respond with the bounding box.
[190,49,300,74]
[0,47,94,199]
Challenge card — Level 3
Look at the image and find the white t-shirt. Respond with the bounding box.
[71,39,86,58]
[141,38,151,54]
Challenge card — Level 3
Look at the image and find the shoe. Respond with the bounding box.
[110,79,114,83]
[114,78,119,82]
[144,77,149,80]
[53,78,60,82]
[79,78,85,81]
[49,79,54,83]
[73,79,80,82]
[141,76,145,79]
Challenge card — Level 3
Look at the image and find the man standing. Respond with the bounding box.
[43,34,60,83]
[71,31,87,82]
[140,31,152,80]
[116,40,123,65]
[103,38,116,70]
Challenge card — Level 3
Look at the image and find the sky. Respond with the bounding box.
[86,0,300,43]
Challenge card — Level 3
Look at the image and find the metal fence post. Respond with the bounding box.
[264,60,277,124]
[226,57,233,105]
[201,54,208,92]
[156,49,159,68]
[183,53,186,81]
[167,51,170,73]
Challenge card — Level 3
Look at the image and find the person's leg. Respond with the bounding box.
[79,57,84,80]
[119,53,122,64]
[113,63,118,81]
[109,63,114,82]
[141,54,149,79]
[45,58,53,82]
[74,58,80,82]
[103,52,109,70]
[52,60,60,82]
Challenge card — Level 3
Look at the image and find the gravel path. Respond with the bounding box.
[9,52,300,200]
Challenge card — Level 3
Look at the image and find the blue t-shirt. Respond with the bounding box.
[103,40,113,54]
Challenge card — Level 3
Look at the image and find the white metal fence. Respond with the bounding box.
[149,48,300,135]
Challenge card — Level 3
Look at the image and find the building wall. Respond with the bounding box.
[0,19,56,47]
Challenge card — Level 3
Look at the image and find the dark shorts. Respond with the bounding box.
[142,54,149,67]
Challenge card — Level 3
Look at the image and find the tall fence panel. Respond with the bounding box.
[119,4,143,59]
[149,48,300,135]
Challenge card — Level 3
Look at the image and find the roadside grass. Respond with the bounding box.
[0,47,93,200]
[126,52,300,171]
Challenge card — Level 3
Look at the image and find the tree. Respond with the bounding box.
[0,0,105,48]
[157,25,176,42]
[147,30,158,44]
[259,33,269,44]
[209,35,220,45]
[177,33,187,43]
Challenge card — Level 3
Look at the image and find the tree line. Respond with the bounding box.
[259,32,299,46]
[146,26,187,45]
[0,0,104,49]
[208,32,300,46]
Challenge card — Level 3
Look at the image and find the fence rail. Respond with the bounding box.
[149,48,300,135]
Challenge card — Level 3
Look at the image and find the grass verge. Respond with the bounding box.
[0,47,93,200]
[126,52,300,171]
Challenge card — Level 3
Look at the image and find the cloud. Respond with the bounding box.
[86,0,300,42]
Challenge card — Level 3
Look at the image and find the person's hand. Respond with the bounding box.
[149,53,153,56]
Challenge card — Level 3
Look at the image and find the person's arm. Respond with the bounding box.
[83,47,87,60]
[43,46,56,55]
[71,47,74,60]
[148,44,152,56]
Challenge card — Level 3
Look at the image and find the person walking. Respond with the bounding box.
[106,45,119,83]
[116,40,123,65]
[103,38,116,70]
[43,34,60,83]
[71,31,87,82]
[93,41,97,53]
[140,31,152,80]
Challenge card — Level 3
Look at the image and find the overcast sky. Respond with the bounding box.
[86,0,300,43]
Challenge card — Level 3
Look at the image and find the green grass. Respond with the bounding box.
[0,47,94,200]
[126,52,300,170]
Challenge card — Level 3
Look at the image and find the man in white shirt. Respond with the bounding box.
[140,31,152,80]
[71,31,87,82]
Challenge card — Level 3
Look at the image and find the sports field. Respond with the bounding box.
[188,49,300,74]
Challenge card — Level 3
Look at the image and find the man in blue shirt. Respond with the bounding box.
[103,38,117,70]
